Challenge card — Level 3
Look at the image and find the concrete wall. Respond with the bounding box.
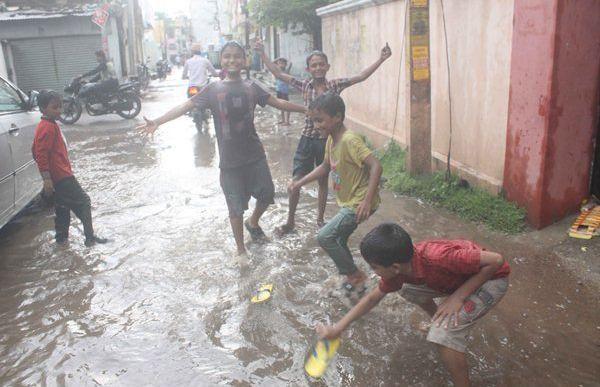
[319,0,515,192]
[275,26,314,78]
[504,0,600,228]
[430,0,514,191]
[321,0,409,147]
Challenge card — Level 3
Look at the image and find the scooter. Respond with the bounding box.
[187,84,210,132]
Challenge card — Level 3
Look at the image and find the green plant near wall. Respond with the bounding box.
[378,142,527,233]
[247,0,338,49]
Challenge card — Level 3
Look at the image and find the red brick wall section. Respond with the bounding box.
[504,0,600,229]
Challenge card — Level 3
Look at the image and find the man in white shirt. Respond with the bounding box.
[183,43,219,89]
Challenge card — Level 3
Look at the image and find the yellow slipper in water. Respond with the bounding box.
[304,338,340,378]
[250,284,273,304]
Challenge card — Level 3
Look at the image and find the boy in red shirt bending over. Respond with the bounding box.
[32,91,108,246]
[317,223,510,387]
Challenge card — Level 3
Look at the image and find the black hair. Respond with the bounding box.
[220,41,246,58]
[95,50,106,59]
[306,50,328,67]
[37,90,61,110]
[308,92,345,121]
[360,223,414,266]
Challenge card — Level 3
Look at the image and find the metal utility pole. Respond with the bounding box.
[407,0,431,175]
[127,0,136,77]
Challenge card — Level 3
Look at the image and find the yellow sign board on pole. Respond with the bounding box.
[411,46,430,81]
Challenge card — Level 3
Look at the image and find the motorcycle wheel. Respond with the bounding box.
[116,94,142,119]
[58,99,82,124]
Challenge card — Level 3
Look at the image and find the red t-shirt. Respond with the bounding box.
[378,240,510,295]
[31,118,73,183]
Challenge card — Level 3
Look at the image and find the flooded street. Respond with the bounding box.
[1,76,599,386]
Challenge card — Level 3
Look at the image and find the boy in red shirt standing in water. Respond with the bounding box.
[32,91,108,246]
[317,223,510,387]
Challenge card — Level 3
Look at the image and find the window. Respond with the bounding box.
[0,79,23,112]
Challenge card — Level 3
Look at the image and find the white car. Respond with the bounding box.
[0,76,40,229]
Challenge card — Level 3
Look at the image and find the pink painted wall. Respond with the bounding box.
[504,0,600,228]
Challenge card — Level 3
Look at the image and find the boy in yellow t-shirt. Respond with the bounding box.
[289,93,382,295]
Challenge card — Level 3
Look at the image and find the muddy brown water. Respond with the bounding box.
[1,77,599,386]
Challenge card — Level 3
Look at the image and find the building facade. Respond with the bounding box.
[317,0,600,228]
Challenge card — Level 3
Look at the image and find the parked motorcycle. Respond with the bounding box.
[59,77,142,124]
[132,62,151,91]
[187,85,210,132]
[156,59,170,81]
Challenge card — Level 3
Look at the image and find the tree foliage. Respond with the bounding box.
[247,0,337,47]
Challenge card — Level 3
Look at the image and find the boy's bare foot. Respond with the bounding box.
[236,249,249,266]
[274,222,294,236]
[277,120,285,124]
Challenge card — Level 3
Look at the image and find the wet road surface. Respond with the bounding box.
[1,75,599,386]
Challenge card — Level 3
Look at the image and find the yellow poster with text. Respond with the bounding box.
[412,46,430,81]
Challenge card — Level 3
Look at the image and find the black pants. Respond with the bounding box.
[54,176,94,241]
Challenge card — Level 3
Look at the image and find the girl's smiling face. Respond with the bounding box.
[220,45,246,75]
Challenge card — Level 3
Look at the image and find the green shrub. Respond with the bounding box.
[378,142,526,233]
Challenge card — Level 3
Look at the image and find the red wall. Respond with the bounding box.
[504,0,600,229]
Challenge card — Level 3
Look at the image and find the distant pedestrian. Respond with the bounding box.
[288,94,382,296]
[255,41,391,236]
[316,222,510,387]
[137,41,307,256]
[31,90,109,247]
[274,57,292,126]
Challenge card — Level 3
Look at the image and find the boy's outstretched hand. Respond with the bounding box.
[136,116,158,139]
[253,40,265,54]
[380,42,392,61]
[355,199,371,224]
[287,180,300,196]
[316,323,342,340]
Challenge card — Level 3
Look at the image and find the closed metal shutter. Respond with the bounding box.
[11,35,102,93]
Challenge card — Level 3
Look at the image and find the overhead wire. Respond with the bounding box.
[389,0,410,144]
[440,0,453,180]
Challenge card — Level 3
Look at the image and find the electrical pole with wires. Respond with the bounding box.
[407,0,432,176]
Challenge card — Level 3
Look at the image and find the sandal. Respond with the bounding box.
[244,220,267,241]
[251,283,273,303]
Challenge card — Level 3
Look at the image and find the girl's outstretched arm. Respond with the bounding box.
[136,99,195,138]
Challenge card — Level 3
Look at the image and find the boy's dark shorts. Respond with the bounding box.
[292,135,327,178]
[276,91,289,101]
[220,158,275,217]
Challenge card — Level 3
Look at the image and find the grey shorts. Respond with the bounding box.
[400,277,509,353]
[219,158,275,217]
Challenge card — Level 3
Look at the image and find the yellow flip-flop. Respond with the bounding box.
[250,283,273,304]
[304,338,340,378]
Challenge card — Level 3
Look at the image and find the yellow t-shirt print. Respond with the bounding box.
[325,131,380,211]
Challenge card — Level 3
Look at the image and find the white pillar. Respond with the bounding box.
[0,44,8,80]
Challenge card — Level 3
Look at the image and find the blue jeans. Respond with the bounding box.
[317,207,359,275]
